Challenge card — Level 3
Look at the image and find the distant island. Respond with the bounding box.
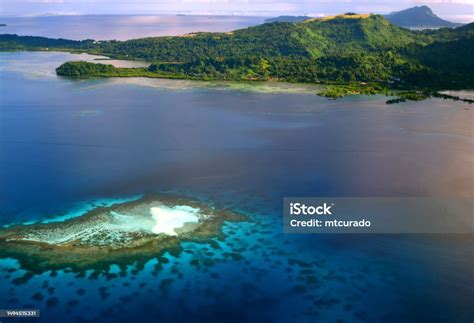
[1,12,473,100]
[264,16,310,23]
[385,6,463,29]
[0,24,6,27]
[265,6,463,29]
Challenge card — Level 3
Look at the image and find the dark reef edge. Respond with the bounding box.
[0,194,248,281]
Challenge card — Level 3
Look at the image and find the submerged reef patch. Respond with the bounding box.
[0,194,246,274]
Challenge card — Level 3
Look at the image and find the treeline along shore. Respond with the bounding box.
[1,14,473,100]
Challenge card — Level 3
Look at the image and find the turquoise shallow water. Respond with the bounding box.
[1,191,472,322]
[0,52,473,322]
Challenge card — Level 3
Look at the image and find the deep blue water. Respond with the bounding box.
[0,52,473,323]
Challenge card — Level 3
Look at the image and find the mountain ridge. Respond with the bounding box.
[385,5,463,28]
[1,14,473,92]
[264,6,464,29]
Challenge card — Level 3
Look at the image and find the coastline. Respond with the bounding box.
[57,60,471,102]
[2,48,474,102]
[0,194,247,276]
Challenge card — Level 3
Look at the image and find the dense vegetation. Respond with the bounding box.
[56,61,189,79]
[386,90,474,104]
[56,61,117,76]
[0,34,95,51]
[318,83,388,99]
[2,14,474,97]
[265,6,463,28]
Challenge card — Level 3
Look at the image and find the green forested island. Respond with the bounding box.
[1,13,473,99]
[264,6,463,28]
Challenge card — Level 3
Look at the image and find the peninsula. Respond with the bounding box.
[1,13,473,99]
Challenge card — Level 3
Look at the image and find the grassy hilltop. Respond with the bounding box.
[1,13,473,97]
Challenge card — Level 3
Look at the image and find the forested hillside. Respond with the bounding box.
[1,14,473,90]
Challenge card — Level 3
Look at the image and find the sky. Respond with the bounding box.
[1,0,473,22]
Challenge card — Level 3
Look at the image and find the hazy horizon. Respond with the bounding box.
[1,1,473,23]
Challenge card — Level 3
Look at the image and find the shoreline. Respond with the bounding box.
[57,61,474,103]
[2,49,474,102]
[0,193,248,277]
